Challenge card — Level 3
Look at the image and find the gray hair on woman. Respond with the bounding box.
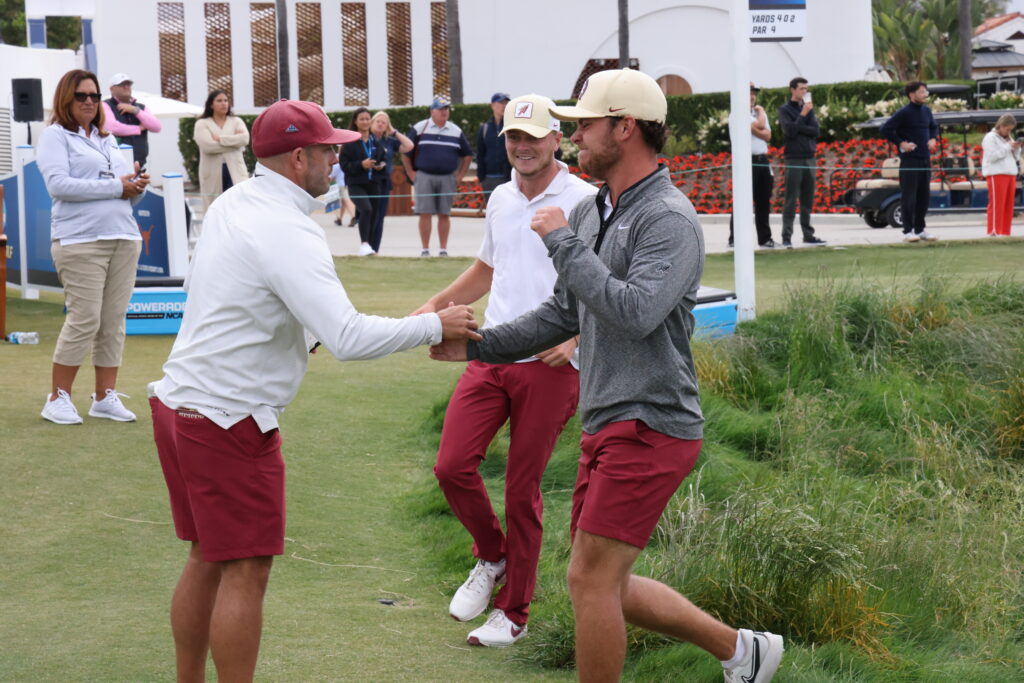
[996,113,1017,130]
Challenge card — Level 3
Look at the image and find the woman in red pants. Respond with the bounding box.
[982,113,1021,236]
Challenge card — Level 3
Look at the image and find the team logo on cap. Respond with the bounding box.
[514,102,534,119]
[285,124,299,133]
[579,78,590,98]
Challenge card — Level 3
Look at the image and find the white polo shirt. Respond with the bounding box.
[154,163,442,431]
[478,161,596,365]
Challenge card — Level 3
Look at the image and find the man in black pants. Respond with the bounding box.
[778,77,826,247]
[729,83,775,249]
[881,81,939,242]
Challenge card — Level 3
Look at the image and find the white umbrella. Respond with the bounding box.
[131,90,203,118]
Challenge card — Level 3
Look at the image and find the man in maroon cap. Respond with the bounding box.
[148,99,481,682]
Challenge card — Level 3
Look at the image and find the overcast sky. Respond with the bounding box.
[1008,0,1024,14]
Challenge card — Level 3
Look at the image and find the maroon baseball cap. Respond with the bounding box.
[251,99,361,158]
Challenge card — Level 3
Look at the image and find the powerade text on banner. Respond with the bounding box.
[750,0,806,42]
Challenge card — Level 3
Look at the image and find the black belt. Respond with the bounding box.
[752,154,769,161]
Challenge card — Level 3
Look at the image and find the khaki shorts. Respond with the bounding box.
[51,238,141,367]
[414,171,457,215]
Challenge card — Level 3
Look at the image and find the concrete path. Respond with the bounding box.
[312,209,1011,259]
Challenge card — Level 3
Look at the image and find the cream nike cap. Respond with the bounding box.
[501,94,561,139]
[549,68,667,124]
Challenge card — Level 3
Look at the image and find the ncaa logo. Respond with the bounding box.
[514,102,533,119]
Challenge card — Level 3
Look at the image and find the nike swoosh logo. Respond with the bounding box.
[510,624,525,637]
[741,637,761,683]
[608,107,625,113]
[617,224,630,230]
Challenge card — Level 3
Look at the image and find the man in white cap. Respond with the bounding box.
[414,94,595,647]
[430,70,784,681]
[103,73,162,169]
[148,99,481,682]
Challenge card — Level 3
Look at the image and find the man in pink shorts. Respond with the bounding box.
[431,70,784,682]
[414,94,595,647]
[149,99,480,682]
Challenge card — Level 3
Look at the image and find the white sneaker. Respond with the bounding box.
[723,629,784,683]
[467,609,527,647]
[903,233,920,243]
[919,231,939,241]
[420,249,431,257]
[89,389,137,422]
[358,242,375,256]
[41,389,83,425]
[449,558,506,621]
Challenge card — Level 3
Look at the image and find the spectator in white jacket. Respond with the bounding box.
[981,113,1021,236]
[37,69,150,426]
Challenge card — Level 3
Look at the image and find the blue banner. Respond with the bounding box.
[133,189,170,277]
[23,161,59,287]
[1,173,20,285]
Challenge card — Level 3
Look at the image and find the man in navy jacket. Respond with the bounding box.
[881,81,939,242]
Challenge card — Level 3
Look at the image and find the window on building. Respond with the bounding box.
[341,3,369,106]
[657,74,691,96]
[297,3,324,104]
[386,3,413,106]
[205,3,233,99]
[249,3,279,107]
[158,3,187,102]
[430,2,450,99]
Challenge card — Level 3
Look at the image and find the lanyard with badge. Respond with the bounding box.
[84,130,116,179]
[363,138,376,179]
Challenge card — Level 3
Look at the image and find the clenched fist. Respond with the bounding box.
[530,206,569,238]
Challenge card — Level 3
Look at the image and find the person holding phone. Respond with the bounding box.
[368,111,414,253]
[36,69,150,425]
[981,113,1020,237]
[778,77,826,247]
[339,107,386,255]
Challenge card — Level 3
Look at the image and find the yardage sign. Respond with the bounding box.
[750,0,806,42]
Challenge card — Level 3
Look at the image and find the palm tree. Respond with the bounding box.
[276,0,289,100]
[960,0,972,78]
[618,0,629,68]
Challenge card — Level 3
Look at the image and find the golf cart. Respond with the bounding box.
[838,108,1024,229]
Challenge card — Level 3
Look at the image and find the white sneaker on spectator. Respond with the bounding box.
[449,558,506,621]
[919,231,939,241]
[420,249,431,257]
[467,609,527,647]
[41,389,83,425]
[903,233,920,243]
[89,389,137,422]
[358,242,375,256]
[723,629,784,683]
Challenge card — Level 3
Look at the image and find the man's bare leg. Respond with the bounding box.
[419,214,434,249]
[567,530,738,682]
[209,556,274,683]
[438,215,451,250]
[171,543,222,682]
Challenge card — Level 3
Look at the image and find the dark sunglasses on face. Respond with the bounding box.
[73,92,102,103]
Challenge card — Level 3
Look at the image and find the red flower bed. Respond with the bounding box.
[453,140,983,215]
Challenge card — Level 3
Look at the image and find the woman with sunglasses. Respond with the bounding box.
[35,69,150,425]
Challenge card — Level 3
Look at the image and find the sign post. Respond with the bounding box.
[732,0,807,324]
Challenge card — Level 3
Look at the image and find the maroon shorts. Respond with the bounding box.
[150,397,286,562]
[571,420,701,549]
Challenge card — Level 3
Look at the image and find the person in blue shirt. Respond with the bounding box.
[880,81,940,242]
[476,93,512,205]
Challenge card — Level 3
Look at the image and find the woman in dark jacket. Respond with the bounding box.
[338,107,385,255]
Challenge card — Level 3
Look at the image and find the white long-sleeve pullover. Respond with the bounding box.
[982,129,1021,177]
[36,123,142,244]
[154,163,442,431]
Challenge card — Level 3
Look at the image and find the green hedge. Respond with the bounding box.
[177,81,971,184]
